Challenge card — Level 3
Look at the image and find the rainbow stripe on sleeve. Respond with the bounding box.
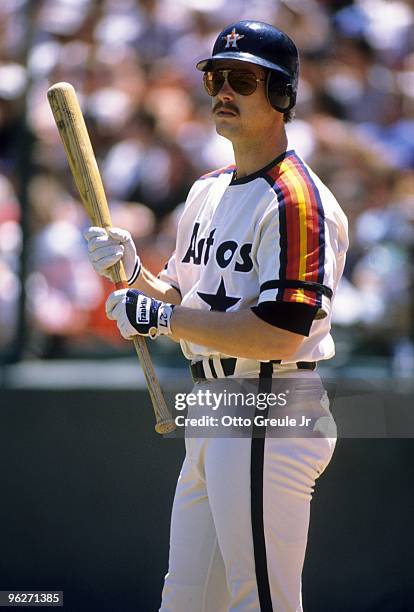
[267,153,325,307]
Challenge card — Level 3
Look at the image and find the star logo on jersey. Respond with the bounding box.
[197,277,241,312]
[223,28,245,49]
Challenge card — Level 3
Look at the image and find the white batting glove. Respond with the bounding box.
[83,226,141,285]
[105,289,175,340]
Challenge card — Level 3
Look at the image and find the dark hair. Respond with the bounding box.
[284,108,295,123]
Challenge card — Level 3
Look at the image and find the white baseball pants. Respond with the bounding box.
[160,377,336,612]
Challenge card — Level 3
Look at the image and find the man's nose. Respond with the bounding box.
[217,77,234,99]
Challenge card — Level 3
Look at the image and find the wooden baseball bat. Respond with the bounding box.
[47,82,176,435]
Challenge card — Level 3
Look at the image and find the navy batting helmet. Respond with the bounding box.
[196,21,299,113]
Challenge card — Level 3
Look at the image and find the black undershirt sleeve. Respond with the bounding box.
[251,301,319,336]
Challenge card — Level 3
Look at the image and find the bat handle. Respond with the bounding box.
[110,265,176,435]
[115,281,128,290]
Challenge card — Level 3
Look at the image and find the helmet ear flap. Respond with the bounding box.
[266,71,296,113]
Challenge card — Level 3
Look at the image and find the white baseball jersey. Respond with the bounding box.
[159,149,348,365]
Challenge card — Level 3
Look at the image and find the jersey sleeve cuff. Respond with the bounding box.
[251,302,319,336]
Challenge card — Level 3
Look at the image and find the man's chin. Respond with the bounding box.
[215,120,239,138]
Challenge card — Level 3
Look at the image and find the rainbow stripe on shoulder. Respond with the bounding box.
[265,152,326,308]
[199,164,236,180]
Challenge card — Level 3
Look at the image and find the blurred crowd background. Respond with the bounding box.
[1,0,414,373]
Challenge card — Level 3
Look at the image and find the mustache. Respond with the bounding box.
[212,102,239,115]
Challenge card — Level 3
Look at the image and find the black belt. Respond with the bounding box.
[190,357,316,382]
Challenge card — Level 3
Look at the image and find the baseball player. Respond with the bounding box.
[84,21,348,612]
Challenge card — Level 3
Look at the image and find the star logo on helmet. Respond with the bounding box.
[223,28,245,49]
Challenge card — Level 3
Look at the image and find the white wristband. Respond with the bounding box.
[155,303,175,338]
[127,256,142,286]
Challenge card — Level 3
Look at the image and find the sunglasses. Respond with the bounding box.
[203,69,267,97]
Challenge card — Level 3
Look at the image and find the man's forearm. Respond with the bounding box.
[170,307,304,361]
[131,266,181,304]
